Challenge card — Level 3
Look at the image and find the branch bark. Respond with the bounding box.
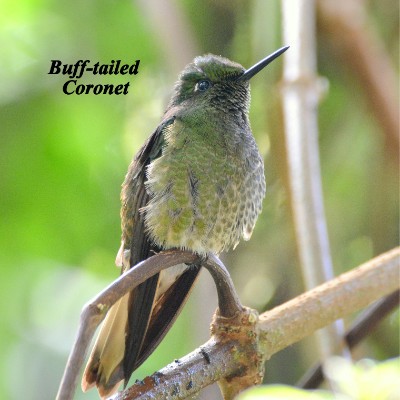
[298,288,400,388]
[113,247,399,400]
[259,247,399,357]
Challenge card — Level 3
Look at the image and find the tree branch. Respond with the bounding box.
[110,309,262,400]
[259,247,399,357]
[113,247,400,400]
[298,288,400,388]
[56,250,243,400]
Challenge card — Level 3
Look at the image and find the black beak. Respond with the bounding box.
[239,46,289,81]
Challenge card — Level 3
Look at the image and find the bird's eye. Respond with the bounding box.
[195,80,211,92]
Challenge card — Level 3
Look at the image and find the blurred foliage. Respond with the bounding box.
[238,386,334,400]
[237,357,400,400]
[0,1,398,399]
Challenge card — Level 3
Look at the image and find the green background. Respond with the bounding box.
[0,1,398,399]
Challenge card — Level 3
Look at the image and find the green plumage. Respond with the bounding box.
[144,55,265,254]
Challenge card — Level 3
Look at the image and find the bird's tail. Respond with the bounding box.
[81,294,129,399]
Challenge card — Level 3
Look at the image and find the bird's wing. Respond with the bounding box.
[82,115,201,398]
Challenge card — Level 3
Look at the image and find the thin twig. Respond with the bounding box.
[202,254,244,318]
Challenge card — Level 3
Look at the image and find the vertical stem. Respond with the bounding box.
[280,0,347,360]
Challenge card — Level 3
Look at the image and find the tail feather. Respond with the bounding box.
[135,265,201,369]
[81,294,129,397]
[81,264,201,399]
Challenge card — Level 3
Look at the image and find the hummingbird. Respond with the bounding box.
[81,46,288,398]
